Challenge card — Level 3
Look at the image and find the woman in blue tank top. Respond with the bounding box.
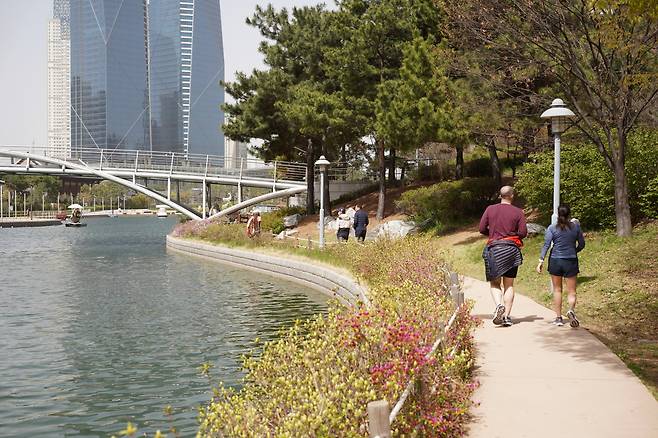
[536,205,586,327]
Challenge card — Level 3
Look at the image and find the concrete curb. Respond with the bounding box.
[166,235,369,306]
[0,219,62,228]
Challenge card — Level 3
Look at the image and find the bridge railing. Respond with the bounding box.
[0,145,308,183]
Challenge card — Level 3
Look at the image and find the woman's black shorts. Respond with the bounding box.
[337,228,350,241]
[548,257,579,278]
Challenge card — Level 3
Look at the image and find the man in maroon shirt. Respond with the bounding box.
[479,186,528,327]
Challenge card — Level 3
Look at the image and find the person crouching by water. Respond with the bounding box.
[536,205,585,327]
[246,211,261,238]
[479,186,528,327]
[353,204,369,243]
[336,208,352,241]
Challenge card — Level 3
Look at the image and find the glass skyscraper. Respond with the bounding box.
[70,0,151,151]
[148,0,225,156]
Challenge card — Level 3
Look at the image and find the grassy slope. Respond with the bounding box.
[438,221,658,398]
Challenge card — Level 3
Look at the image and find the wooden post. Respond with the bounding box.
[307,237,312,250]
[368,400,392,438]
[450,272,460,308]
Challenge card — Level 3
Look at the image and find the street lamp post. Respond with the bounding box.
[540,99,576,226]
[314,155,331,249]
[0,179,4,219]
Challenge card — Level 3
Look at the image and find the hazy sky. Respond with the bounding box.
[0,0,331,146]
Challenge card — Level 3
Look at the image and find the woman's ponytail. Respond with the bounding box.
[557,204,571,230]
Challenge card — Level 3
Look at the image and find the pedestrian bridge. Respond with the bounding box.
[0,146,308,220]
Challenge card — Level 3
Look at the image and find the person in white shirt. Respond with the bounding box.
[336,208,352,241]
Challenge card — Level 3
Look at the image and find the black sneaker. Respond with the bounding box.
[567,310,579,328]
[492,304,505,325]
[502,316,513,327]
[552,317,564,326]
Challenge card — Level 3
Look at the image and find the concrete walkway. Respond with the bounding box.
[464,276,658,438]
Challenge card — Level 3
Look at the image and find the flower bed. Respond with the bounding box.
[173,222,479,437]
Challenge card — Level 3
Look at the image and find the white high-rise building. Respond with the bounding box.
[224,138,249,169]
[47,1,70,158]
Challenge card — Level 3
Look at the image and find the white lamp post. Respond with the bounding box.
[315,155,331,249]
[540,99,576,226]
[0,180,4,219]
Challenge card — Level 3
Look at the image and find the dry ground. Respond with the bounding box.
[293,183,432,240]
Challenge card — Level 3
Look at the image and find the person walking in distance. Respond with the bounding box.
[479,186,528,327]
[246,211,261,238]
[536,205,585,327]
[353,204,369,243]
[336,208,352,241]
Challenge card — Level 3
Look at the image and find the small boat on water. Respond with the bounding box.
[156,205,168,218]
[64,204,87,228]
[64,221,87,228]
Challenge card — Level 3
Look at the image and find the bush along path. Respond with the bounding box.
[173,222,479,437]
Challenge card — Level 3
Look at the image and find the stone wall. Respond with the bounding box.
[166,236,369,306]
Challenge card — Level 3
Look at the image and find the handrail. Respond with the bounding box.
[367,272,465,438]
[0,145,309,183]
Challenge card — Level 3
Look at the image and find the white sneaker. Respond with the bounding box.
[567,309,579,328]
[552,317,564,326]
[492,304,505,325]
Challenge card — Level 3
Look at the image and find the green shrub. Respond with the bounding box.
[258,206,306,235]
[640,176,658,218]
[516,129,658,229]
[408,161,454,182]
[196,237,477,437]
[464,157,492,177]
[396,177,499,233]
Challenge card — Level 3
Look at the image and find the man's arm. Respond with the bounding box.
[517,211,528,239]
[478,208,489,236]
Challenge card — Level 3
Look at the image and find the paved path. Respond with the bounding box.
[463,276,658,438]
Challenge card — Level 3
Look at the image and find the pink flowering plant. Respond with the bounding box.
[172,221,479,436]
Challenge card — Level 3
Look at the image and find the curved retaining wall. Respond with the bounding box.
[166,235,369,306]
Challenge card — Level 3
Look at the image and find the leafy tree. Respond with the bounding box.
[223,5,346,215]
[330,0,442,219]
[445,0,658,236]
[517,129,658,228]
[2,175,61,210]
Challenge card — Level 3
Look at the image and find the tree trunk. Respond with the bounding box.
[305,139,315,215]
[455,145,464,180]
[611,131,633,236]
[377,143,386,220]
[388,148,397,186]
[613,161,633,236]
[487,138,502,189]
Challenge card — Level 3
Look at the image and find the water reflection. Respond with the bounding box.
[0,217,326,436]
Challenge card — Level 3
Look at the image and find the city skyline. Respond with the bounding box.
[0,0,330,148]
[149,0,225,156]
[70,0,152,152]
[47,0,71,158]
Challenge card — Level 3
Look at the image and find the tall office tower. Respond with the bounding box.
[224,138,248,169]
[47,0,71,158]
[149,0,225,156]
[70,0,151,152]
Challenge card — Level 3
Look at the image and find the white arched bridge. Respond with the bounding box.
[0,146,308,220]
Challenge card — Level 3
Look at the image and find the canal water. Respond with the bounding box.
[0,217,327,437]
